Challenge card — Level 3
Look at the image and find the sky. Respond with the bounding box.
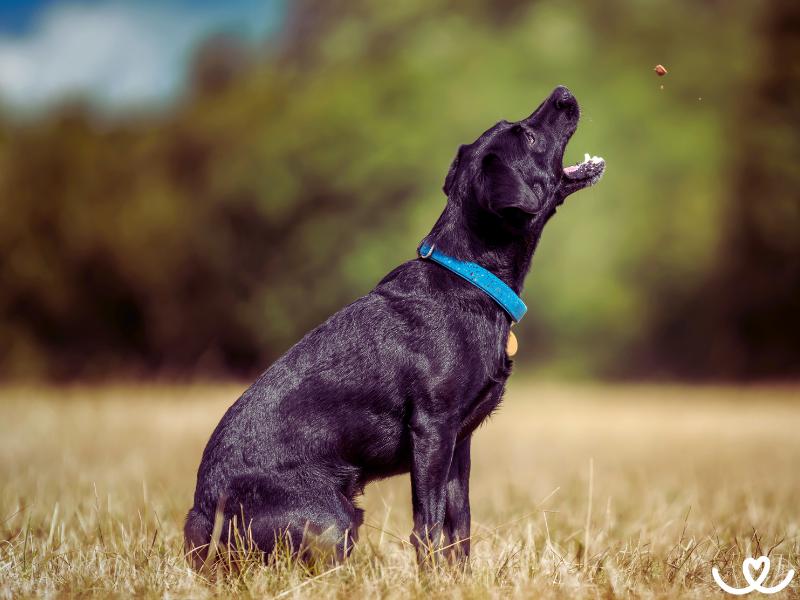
[0,0,284,113]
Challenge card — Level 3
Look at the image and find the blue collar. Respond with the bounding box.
[418,241,527,323]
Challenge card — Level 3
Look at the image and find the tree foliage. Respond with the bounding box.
[0,0,795,380]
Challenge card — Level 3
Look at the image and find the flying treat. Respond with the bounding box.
[654,64,668,77]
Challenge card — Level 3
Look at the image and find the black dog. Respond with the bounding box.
[185,86,604,567]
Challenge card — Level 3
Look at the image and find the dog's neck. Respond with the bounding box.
[425,199,553,294]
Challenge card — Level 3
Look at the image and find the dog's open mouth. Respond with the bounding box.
[563,153,606,186]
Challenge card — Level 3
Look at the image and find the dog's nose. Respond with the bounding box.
[553,87,577,112]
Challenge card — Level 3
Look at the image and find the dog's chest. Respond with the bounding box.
[457,368,509,440]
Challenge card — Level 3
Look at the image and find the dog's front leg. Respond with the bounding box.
[409,412,456,566]
[444,436,471,566]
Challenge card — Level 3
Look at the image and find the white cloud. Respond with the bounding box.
[0,2,270,113]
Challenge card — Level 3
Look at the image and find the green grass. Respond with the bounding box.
[1,381,799,598]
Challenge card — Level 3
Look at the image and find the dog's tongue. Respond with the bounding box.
[563,165,580,175]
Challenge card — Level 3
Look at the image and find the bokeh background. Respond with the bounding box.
[0,0,798,382]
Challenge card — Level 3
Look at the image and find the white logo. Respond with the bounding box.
[712,555,795,595]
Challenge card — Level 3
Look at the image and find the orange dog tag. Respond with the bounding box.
[506,330,518,357]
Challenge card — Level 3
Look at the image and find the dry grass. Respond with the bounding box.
[1,381,799,598]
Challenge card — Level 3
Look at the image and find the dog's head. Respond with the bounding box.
[443,86,604,233]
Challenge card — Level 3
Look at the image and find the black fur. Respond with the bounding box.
[185,86,602,567]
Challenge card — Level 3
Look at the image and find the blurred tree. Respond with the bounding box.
[636,0,800,379]
[189,35,251,98]
[711,0,800,377]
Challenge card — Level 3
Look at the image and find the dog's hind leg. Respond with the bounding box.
[225,475,363,562]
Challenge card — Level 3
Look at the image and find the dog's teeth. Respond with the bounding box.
[584,153,591,163]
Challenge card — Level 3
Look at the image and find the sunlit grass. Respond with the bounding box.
[1,382,798,598]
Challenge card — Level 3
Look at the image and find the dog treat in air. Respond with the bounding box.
[654,64,668,77]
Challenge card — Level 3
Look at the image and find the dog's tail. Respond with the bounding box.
[184,507,214,570]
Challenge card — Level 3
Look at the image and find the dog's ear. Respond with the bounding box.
[476,153,542,216]
[443,145,466,197]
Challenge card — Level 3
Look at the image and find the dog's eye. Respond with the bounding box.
[513,124,535,147]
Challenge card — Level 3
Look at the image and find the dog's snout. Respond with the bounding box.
[523,86,580,125]
[554,87,577,112]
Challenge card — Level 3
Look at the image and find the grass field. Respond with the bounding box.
[1,381,798,598]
